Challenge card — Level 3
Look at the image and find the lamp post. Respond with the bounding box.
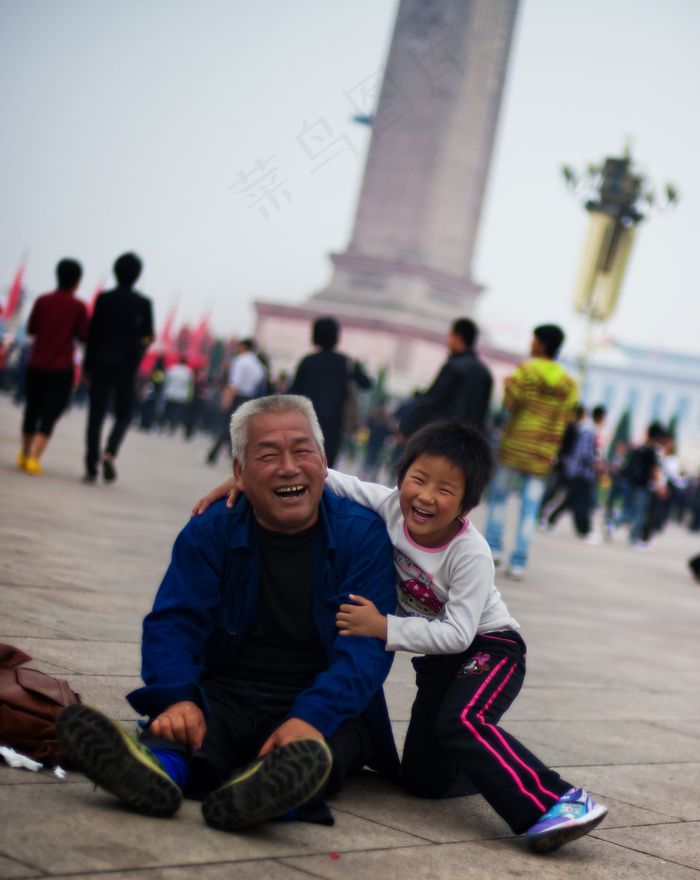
[563,147,677,391]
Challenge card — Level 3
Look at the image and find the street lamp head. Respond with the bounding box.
[563,147,680,223]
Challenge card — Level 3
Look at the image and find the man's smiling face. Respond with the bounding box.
[233,410,328,534]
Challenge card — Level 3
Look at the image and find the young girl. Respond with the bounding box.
[195,420,607,853]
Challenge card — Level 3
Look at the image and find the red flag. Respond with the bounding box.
[159,300,178,348]
[3,262,25,320]
[187,310,211,362]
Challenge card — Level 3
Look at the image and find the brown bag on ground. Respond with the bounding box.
[0,643,81,766]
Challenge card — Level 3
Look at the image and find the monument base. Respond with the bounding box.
[310,252,484,327]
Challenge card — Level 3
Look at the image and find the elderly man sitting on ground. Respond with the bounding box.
[57,394,398,830]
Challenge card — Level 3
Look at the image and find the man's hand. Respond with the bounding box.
[190,476,240,517]
[257,718,324,756]
[150,701,206,750]
[336,594,388,640]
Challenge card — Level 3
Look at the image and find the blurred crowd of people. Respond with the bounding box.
[5,264,700,577]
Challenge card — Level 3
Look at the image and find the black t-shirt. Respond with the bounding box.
[220,521,328,701]
[624,444,658,488]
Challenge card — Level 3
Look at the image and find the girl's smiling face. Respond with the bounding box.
[398,454,467,548]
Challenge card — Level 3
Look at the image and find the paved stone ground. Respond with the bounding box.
[1,392,699,880]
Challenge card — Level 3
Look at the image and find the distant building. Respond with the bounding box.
[562,342,700,465]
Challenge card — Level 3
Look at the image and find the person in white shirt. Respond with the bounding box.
[206,339,266,464]
[162,356,194,435]
[193,419,607,854]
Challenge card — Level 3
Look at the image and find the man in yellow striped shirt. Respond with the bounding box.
[484,325,578,580]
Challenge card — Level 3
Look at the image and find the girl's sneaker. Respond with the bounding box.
[525,787,607,853]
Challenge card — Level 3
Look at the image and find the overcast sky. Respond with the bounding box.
[1,0,698,360]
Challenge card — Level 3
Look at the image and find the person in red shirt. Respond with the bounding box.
[18,258,88,475]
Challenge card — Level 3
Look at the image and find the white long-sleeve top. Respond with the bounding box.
[325,469,519,655]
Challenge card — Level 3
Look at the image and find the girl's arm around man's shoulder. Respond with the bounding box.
[324,468,395,517]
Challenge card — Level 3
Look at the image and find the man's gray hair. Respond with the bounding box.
[230,395,325,467]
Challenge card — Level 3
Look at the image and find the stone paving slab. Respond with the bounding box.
[504,718,700,765]
[1,395,699,879]
[16,864,325,880]
[582,762,700,821]
[597,822,700,871]
[0,782,429,875]
[506,686,699,722]
[280,838,700,880]
[1,586,147,643]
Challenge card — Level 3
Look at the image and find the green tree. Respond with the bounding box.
[607,410,630,459]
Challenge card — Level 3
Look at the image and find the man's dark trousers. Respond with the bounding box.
[548,475,593,535]
[140,680,373,800]
[85,367,137,477]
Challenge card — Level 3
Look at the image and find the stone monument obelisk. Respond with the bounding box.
[311,0,519,326]
[255,0,521,393]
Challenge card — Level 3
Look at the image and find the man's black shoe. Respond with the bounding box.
[102,454,117,482]
[56,704,182,817]
[202,738,332,832]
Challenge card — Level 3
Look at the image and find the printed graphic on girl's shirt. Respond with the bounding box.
[394,549,443,617]
[457,651,491,677]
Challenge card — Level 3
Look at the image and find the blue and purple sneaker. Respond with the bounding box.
[525,787,608,853]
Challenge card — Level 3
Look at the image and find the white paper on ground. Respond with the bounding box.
[0,745,43,772]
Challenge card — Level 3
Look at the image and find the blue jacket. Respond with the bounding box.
[127,491,399,773]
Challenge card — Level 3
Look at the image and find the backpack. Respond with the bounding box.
[0,644,81,766]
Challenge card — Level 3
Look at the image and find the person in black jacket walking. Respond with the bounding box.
[83,252,154,483]
[288,317,372,467]
[399,318,493,441]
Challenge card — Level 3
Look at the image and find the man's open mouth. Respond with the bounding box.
[274,485,307,499]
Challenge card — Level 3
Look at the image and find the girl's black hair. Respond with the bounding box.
[395,420,494,511]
